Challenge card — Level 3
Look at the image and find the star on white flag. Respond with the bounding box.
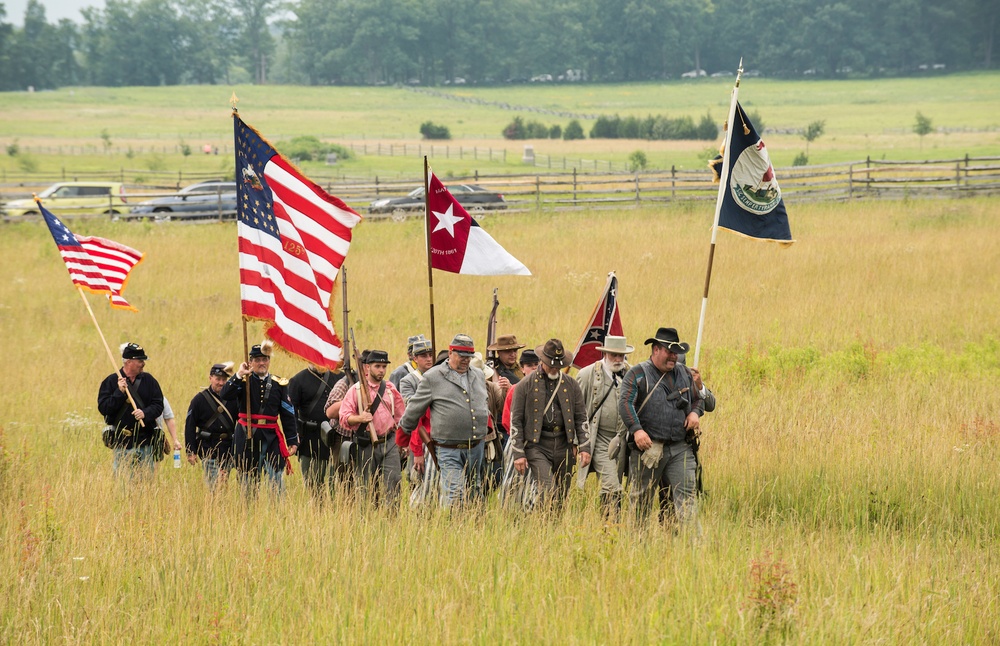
[431,203,463,237]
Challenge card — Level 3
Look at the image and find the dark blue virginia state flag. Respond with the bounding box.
[711,103,794,246]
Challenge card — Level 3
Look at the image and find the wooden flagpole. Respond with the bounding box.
[423,156,437,353]
[77,287,137,411]
[692,58,744,369]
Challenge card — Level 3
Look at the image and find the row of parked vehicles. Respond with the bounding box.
[1,180,506,219]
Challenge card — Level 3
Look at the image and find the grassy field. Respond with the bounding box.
[2,73,999,180]
[1,197,999,643]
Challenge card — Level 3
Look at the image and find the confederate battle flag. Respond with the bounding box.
[427,172,530,276]
[570,271,624,369]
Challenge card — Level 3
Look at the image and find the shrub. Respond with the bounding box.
[278,135,352,162]
[792,152,809,166]
[525,120,550,138]
[5,139,19,156]
[697,112,719,140]
[548,124,562,139]
[563,120,585,140]
[179,139,192,156]
[502,117,526,140]
[419,121,451,140]
[628,150,648,171]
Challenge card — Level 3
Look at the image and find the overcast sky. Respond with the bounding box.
[4,0,102,25]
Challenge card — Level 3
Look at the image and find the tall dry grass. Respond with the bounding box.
[1,198,999,643]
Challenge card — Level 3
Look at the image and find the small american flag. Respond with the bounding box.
[40,201,144,311]
[234,115,362,369]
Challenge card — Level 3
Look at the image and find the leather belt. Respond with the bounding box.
[436,438,483,449]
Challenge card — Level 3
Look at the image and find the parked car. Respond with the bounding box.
[681,69,707,78]
[369,184,506,214]
[129,181,238,220]
[3,181,127,217]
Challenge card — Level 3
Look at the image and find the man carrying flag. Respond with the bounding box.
[233,111,362,369]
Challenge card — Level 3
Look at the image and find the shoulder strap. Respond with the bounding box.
[200,389,234,431]
[541,373,562,417]
[305,371,334,414]
[637,369,667,415]
[589,373,619,424]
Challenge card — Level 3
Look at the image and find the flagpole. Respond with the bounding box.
[77,287,138,411]
[423,156,437,353]
[340,265,351,378]
[693,58,744,369]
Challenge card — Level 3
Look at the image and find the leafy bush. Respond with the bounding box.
[419,121,451,140]
[525,120,550,138]
[628,150,648,171]
[590,113,714,140]
[792,152,809,166]
[179,138,192,156]
[697,112,719,140]
[548,124,562,139]
[563,120,585,140]
[5,139,19,156]
[502,117,526,140]
[278,135,352,162]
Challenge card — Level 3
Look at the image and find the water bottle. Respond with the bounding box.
[173,449,181,469]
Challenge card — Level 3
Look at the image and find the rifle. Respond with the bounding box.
[348,328,379,444]
[340,266,353,385]
[485,287,499,372]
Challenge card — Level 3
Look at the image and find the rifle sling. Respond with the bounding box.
[356,380,386,435]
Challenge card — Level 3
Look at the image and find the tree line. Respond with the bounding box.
[0,0,996,90]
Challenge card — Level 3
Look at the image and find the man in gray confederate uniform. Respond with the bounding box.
[575,335,633,519]
[618,327,704,526]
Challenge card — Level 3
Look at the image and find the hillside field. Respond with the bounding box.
[1,73,999,180]
[1,197,999,643]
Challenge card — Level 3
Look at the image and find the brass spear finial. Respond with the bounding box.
[230,92,240,113]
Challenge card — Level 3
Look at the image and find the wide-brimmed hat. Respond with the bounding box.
[449,333,476,357]
[121,342,147,361]
[644,327,690,354]
[519,349,540,366]
[595,335,634,354]
[210,362,235,377]
[487,334,526,352]
[470,352,494,380]
[364,349,391,364]
[535,338,573,369]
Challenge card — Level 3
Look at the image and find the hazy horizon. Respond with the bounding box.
[3,0,102,25]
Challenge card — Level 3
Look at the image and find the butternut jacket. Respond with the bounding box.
[509,372,590,457]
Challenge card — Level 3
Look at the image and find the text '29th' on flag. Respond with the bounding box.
[710,102,794,246]
[40,201,144,311]
[427,172,530,276]
[234,115,362,369]
[570,271,624,369]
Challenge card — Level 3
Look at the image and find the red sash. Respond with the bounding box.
[239,413,294,474]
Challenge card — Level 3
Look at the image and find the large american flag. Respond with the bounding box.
[570,271,624,369]
[40,201,144,311]
[234,115,362,369]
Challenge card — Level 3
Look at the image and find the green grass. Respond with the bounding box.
[2,73,999,179]
[2,198,999,642]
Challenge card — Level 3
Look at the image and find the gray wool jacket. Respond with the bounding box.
[399,363,490,444]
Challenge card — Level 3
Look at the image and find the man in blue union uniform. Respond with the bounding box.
[220,340,299,497]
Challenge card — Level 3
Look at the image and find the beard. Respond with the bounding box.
[545,370,560,380]
[604,358,624,373]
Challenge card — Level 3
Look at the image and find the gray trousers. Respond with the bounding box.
[628,439,697,524]
[578,429,622,495]
[525,432,576,508]
[354,434,402,508]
